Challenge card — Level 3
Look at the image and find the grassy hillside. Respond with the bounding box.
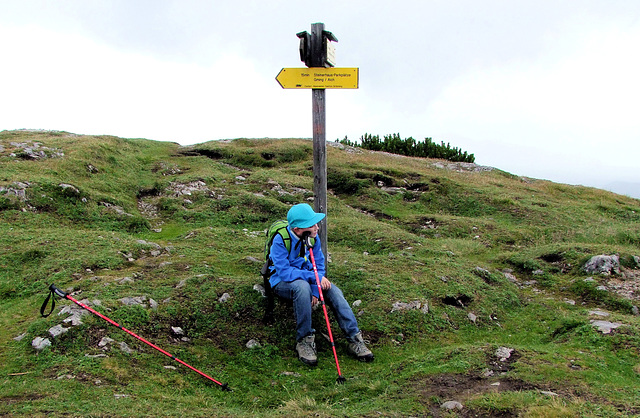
[1,130,639,417]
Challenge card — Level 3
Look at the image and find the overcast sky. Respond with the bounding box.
[1,1,639,198]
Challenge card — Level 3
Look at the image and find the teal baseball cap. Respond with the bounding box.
[287,203,325,228]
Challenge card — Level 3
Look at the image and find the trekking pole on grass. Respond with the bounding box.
[302,233,346,384]
[41,284,231,391]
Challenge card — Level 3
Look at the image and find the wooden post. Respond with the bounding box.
[312,88,328,258]
[310,23,328,259]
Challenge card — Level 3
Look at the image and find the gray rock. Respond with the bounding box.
[441,400,463,410]
[590,320,623,334]
[421,301,429,314]
[48,325,69,338]
[118,277,134,284]
[119,296,147,307]
[218,293,231,303]
[136,239,162,249]
[101,202,134,217]
[380,186,406,194]
[495,346,514,361]
[280,371,301,377]
[503,271,518,283]
[120,251,135,262]
[468,312,477,323]
[246,339,261,349]
[171,326,184,336]
[13,332,27,341]
[58,303,90,326]
[583,254,620,275]
[253,284,266,297]
[32,337,51,350]
[58,183,80,194]
[391,300,422,312]
[62,313,85,326]
[98,337,114,348]
[118,341,133,354]
[474,267,492,279]
[352,299,362,308]
[149,298,158,310]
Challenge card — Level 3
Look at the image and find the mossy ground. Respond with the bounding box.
[1,130,639,416]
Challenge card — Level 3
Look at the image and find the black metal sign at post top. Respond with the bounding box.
[277,22,358,259]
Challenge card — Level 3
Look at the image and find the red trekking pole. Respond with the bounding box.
[41,284,231,391]
[302,234,346,384]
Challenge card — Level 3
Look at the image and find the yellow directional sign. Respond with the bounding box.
[276,67,359,89]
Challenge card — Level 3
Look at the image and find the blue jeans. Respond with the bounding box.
[272,279,360,342]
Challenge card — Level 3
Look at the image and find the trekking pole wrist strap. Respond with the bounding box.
[40,284,68,318]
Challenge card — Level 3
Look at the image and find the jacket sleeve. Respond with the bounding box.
[270,234,318,294]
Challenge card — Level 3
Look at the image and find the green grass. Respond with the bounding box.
[1,130,640,416]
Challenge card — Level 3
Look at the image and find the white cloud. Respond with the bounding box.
[0,25,311,143]
[428,24,640,137]
[418,23,640,184]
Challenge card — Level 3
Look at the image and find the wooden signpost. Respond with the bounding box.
[276,68,359,89]
[277,22,358,258]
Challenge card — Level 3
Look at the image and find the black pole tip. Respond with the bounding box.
[336,376,346,384]
[220,383,232,392]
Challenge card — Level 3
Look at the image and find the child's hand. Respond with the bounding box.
[312,296,319,306]
[320,277,331,290]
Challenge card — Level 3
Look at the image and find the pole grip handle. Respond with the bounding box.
[49,283,68,298]
[301,231,313,248]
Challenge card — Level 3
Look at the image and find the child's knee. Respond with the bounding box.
[291,280,312,298]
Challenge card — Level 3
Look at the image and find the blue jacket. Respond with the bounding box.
[268,226,325,299]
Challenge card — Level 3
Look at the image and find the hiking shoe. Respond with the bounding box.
[348,332,374,362]
[296,335,317,366]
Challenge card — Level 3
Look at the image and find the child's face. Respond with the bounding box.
[294,223,319,238]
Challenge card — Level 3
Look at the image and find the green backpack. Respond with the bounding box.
[260,219,315,278]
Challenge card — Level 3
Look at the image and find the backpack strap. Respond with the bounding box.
[261,224,291,278]
[261,223,315,278]
[278,228,292,255]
